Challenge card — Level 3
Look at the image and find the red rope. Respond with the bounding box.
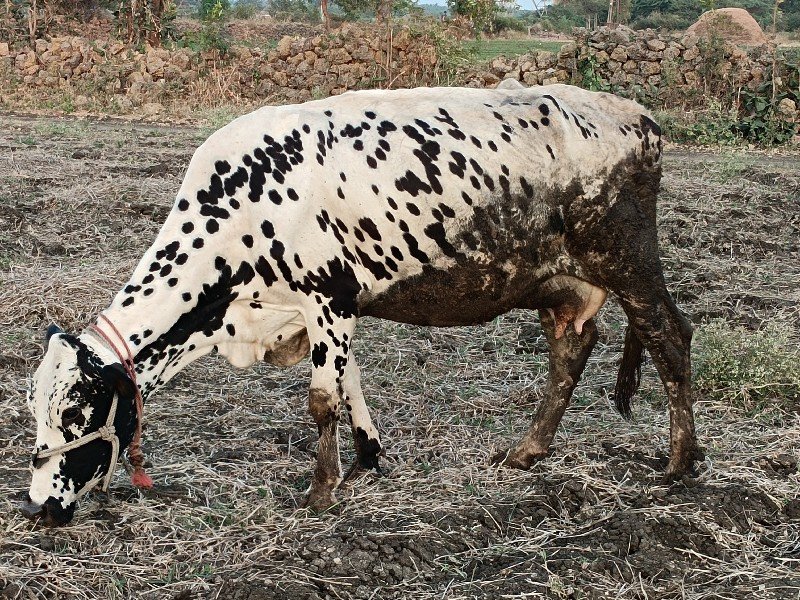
[90,315,153,489]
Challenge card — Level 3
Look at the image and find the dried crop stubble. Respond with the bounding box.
[0,116,798,600]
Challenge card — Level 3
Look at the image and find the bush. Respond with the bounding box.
[199,0,231,20]
[693,320,800,411]
[630,10,693,30]
[230,0,266,19]
[656,101,742,145]
[267,0,320,21]
[493,13,526,33]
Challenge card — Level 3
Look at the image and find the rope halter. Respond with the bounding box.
[31,315,153,493]
[34,393,120,492]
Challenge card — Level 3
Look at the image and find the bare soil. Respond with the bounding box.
[0,115,799,599]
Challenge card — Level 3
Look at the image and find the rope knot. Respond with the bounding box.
[98,425,116,441]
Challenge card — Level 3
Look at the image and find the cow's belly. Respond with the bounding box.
[358,258,607,330]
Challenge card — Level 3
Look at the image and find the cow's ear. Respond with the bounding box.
[45,324,63,343]
[101,364,136,402]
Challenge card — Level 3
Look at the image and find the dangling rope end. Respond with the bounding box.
[128,433,153,488]
[131,468,154,489]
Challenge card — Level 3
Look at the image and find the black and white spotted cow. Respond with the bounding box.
[23,83,702,526]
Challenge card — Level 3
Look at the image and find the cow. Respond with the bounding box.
[22,84,702,526]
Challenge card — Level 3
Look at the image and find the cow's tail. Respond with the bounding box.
[614,325,643,420]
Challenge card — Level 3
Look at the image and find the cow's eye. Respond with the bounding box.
[62,407,82,424]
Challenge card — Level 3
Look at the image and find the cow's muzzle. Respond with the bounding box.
[21,494,75,527]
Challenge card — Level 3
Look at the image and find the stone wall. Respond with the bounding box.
[0,24,441,112]
[465,25,797,115]
[0,23,797,121]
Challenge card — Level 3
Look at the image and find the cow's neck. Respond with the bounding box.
[91,221,244,401]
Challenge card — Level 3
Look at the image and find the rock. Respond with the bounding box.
[171,52,192,70]
[522,71,538,85]
[145,54,165,76]
[608,25,634,44]
[66,51,83,69]
[684,69,700,87]
[314,57,329,73]
[327,47,351,65]
[610,46,628,62]
[610,69,627,86]
[663,45,681,61]
[0,42,9,57]
[777,98,797,122]
[536,51,556,69]
[491,57,512,75]
[683,45,700,61]
[351,45,373,62]
[646,39,666,52]
[276,36,293,59]
[231,45,252,60]
[272,70,288,87]
[164,64,183,81]
[639,61,661,76]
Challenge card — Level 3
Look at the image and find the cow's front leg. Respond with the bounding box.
[340,356,383,480]
[303,318,355,511]
[305,387,342,511]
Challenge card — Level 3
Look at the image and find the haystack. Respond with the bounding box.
[685,8,767,46]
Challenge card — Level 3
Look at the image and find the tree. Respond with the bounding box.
[447,0,499,35]
[330,0,413,23]
[117,0,175,45]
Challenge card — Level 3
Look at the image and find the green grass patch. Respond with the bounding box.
[462,39,565,61]
[693,320,800,412]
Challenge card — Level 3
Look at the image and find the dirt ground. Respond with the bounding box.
[0,114,799,599]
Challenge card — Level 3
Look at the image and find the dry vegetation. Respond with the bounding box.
[0,114,799,599]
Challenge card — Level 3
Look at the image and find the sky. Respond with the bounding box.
[420,0,550,13]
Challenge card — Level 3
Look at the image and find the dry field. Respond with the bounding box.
[0,114,799,600]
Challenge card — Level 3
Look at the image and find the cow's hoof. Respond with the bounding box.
[341,459,383,484]
[302,489,338,513]
[490,448,542,470]
[661,459,700,485]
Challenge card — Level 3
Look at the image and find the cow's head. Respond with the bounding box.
[22,325,138,526]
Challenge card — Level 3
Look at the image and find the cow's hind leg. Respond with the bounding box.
[570,163,703,481]
[617,293,703,481]
[493,309,598,468]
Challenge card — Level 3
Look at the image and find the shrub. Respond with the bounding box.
[493,14,526,33]
[630,11,693,31]
[230,0,266,19]
[693,320,800,411]
[199,0,231,20]
[267,0,320,22]
[655,100,742,145]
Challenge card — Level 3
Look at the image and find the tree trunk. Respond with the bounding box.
[375,0,391,25]
[321,0,330,30]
